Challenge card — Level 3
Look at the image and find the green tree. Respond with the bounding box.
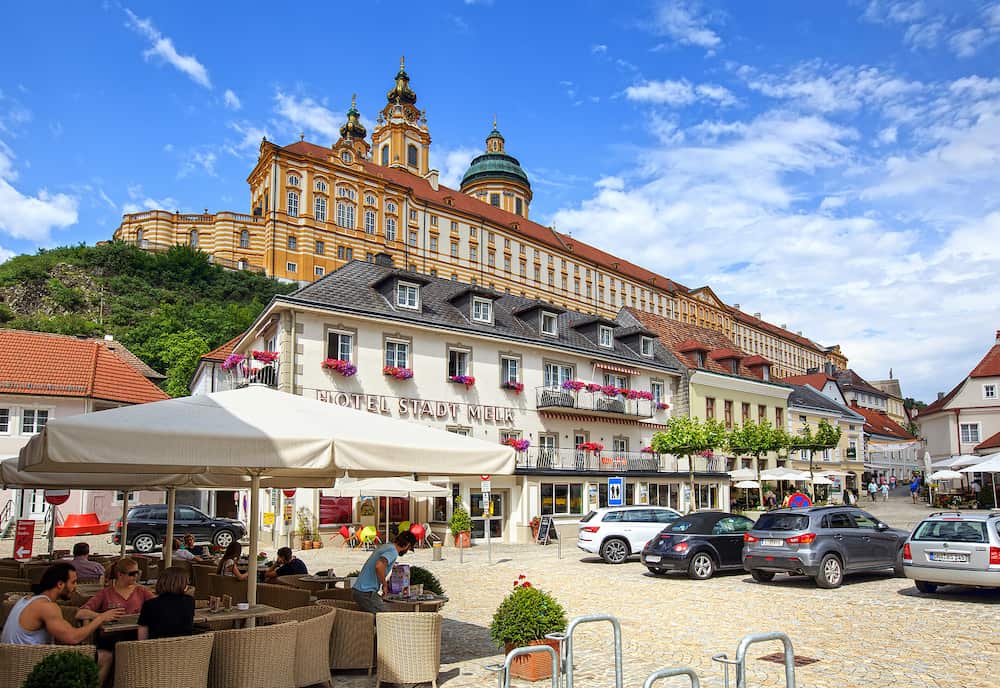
[651,416,727,512]
[726,419,791,507]
[790,418,842,490]
[153,330,211,397]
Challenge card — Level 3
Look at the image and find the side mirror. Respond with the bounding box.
[876,522,889,531]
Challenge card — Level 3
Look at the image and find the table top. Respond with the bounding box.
[384,594,449,608]
[298,574,346,583]
[102,604,283,633]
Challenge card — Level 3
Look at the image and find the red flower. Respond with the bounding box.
[522,582,532,588]
[518,574,526,579]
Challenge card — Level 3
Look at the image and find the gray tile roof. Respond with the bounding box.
[279,261,682,375]
[788,384,865,421]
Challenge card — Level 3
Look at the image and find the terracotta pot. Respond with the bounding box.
[301,540,313,550]
[312,539,323,549]
[453,531,471,548]
[504,639,560,681]
[530,525,540,540]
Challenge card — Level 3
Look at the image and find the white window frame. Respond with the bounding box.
[21,408,51,435]
[385,200,397,214]
[314,266,325,277]
[472,297,493,324]
[447,426,471,437]
[286,262,297,273]
[326,330,354,362]
[385,339,409,369]
[315,180,328,193]
[501,356,520,384]
[287,235,297,250]
[959,423,981,444]
[286,191,299,217]
[336,202,355,229]
[540,312,558,337]
[447,348,470,378]
[239,230,250,249]
[598,325,613,349]
[984,383,997,400]
[0,407,11,435]
[543,363,574,388]
[314,196,327,222]
[640,336,654,357]
[385,217,397,241]
[364,210,376,234]
[364,193,377,206]
[396,281,420,310]
[287,174,300,187]
[650,380,664,404]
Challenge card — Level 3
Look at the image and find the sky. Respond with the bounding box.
[1,1,999,403]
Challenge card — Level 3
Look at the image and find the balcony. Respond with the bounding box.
[535,386,655,419]
[215,360,280,392]
[516,448,725,474]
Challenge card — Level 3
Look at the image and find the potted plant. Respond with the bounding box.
[409,565,445,595]
[490,575,567,681]
[530,516,541,540]
[449,499,472,548]
[23,650,100,688]
[296,508,313,550]
[312,516,323,549]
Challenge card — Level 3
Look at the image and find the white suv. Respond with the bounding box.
[578,506,683,563]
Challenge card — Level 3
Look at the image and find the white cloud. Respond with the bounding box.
[431,146,479,189]
[274,91,341,141]
[877,126,897,144]
[0,244,14,263]
[225,121,269,157]
[862,1,926,25]
[819,195,846,212]
[591,44,608,54]
[122,184,179,214]
[178,149,217,178]
[223,89,242,110]
[949,28,988,58]
[651,0,722,49]
[124,9,212,88]
[625,79,735,106]
[0,140,78,241]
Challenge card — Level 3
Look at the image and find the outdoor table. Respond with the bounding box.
[383,594,449,612]
[297,574,347,589]
[102,604,284,633]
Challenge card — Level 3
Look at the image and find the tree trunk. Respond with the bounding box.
[756,453,764,508]
[688,454,697,512]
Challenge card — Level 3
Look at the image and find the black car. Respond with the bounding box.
[112,504,246,554]
[640,511,756,579]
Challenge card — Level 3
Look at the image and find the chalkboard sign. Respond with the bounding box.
[536,516,559,544]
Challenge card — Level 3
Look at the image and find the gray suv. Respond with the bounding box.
[742,506,909,588]
[904,511,1000,593]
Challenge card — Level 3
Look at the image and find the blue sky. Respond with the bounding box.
[2,1,1000,402]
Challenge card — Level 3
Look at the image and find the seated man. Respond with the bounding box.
[171,538,196,561]
[183,533,206,557]
[0,562,123,645]
[264,546,308,582]
[65,542,106,581]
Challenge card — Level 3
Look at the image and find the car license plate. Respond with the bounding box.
[762,539,784,547]
[645,555,661,563]
[929,552,968,563]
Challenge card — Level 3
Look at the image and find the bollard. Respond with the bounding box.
[432,542,443,561]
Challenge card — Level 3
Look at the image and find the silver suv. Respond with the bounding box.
[903,511,1000,593]
[578,506,682,564]
[742,506,909,588]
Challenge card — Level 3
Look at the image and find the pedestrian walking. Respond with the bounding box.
[868,480,878,503]
[889,475,897,490]
[881,482,890,502]
[910,475,920,504]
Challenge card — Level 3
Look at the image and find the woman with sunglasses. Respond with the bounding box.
[77,557,155,685]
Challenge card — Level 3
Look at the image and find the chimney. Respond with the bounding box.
[374,252,394,267]
[996,329,1000,344]
[424,169,439,191]
[937,392,945,400]
[781,323,787,329]
[753,312,761,319]
[796,331,802,336]
[733,303,740,310]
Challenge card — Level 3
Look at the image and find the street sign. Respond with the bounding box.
[44,489,71,506]
[481,477,491,493]
[14,520,35,560]
[788,492,812,508]
[262,512,275,527]
[282,489,296,498]
[608,476,624,507]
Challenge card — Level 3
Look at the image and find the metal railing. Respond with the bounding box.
[0,499,13,539]
[712,631,796,688]
[535,386,654,418]
[215,362,280,391]
[517,448,725,474]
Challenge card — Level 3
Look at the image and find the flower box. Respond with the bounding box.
[448,374,476,387]
[221,353,245,371]
[656,402,670,411]
[252,350,279,364]
[383,366,413,380]
[322,358,357,377]
[503,438,531,452]
[577,442,604,453]
[561,380,587,392]
[502,381,525,394]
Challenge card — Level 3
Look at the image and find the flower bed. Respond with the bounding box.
[449,374,476,387]
[321,358,357,376]
[383,366,414,379]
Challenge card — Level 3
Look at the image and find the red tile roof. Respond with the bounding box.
[726,307,824,353]
[91,338,165,381]
[849,403,915,440]
[709,348,743,361]
[0,329,170,405]
[975,429,1000,451]
[201,334,244,363]
[779,373,834,391]
[969,342,1000,378]
[629,309,775,381]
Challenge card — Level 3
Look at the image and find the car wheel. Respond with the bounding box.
[688,552,715,580]
[815,554,843,589]
[893,548,905,577]
[132,533,157,554]
[600,538,630,564]
[213,529,235,549]
[750,570,775,583]
[915,580,938,594]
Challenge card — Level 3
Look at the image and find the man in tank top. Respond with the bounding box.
[1,562,123,645]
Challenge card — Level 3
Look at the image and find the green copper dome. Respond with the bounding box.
[460,151,531,190]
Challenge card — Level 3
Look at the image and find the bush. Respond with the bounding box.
[22,651,99,688]
[410,565,444,595]
[448,503,472,537]
[489,577,566,649]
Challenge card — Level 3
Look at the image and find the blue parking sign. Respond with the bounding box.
[608,476,624,506]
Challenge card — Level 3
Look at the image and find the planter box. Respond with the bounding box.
[505,639,560,682]
[453,531,471,548]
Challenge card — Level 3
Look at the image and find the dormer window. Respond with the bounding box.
[696,352,706,367]
[341,151,352,163]
[396,281,420,310]
[640,336,654,357]
[287,174,300,187]
[599,325,613,348]
[730,359,738,374]
[541,312,558,337]
[472,297,493,324]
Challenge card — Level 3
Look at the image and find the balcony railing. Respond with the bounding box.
[516,448,725,473]
[535,386,656,419]
[215,361,280,392]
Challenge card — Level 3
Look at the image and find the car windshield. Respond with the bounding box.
[666,519,696,533]
[580,511,597,523]
[912,520,987,543]
[754,513,810,531]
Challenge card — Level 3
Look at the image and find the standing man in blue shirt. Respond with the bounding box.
[352,531,417,613]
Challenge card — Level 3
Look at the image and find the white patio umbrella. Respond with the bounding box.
[928,469,964,481]
[759,468,810,481]
[734,480,760,489]
[327,477,450,543]
[960,455,1000,507]
[728,468,757,481]
[808,475,835,485]
[17,386,515,608]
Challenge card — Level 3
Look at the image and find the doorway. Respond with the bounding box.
[470,490,505,541]
[215,491,238,519]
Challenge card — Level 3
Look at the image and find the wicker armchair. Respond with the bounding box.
[375,612,442,688]
[257,582,311,610]
[0,577,31,595]
[192,565,215,599]
[316,599,375,672]
[290,606,336,688]
[0,643,96,687]
[208,621,297,688]
[314,587,354,602]
[0,599,17,629]
[114,633,215,688]
[24,566,49,585]
[208,574,248,604]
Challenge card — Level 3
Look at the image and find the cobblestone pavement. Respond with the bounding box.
[15,494,999,687]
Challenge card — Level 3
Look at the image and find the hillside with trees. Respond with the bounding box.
[0,242,295,396]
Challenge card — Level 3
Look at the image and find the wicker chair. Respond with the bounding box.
[292,606,336,688]
[375,612,442,688]
[257,582,311,610]
[25,565,49,585]
[0,577,32,595]
[0,643,96,687]
[316,599,375,672]
[192,565,215,599]
[314,587,354,602]
[209,574,248,604]
[208,621,297,688]
[0,599,17,629]
[114,633,214,688]
[0,564,20,579]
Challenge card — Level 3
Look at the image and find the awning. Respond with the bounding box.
[592,361,642,376]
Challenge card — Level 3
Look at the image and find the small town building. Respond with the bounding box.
[786,384,867,497]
